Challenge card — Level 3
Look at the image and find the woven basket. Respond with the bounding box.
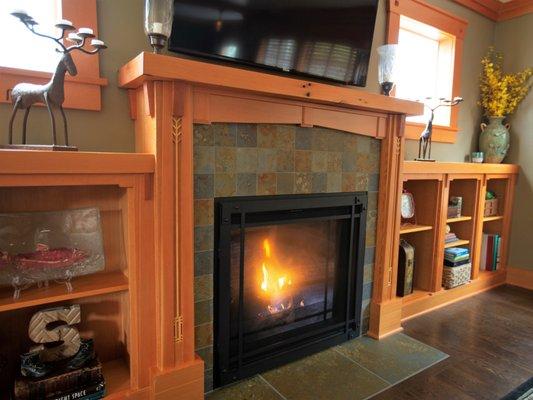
[442,263,471,289]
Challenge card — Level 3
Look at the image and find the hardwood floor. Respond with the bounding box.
[373,285,533,400]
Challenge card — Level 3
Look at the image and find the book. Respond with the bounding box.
[444,258,471,268]
[14,358,103,400]
[486,235,494,271]
[496,237,502,269]
[480,234,488,271]
[46,380,105,400]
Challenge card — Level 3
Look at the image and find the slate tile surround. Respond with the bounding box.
[193,123,381,391]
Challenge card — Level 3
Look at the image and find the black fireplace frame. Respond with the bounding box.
[213,192,367,387]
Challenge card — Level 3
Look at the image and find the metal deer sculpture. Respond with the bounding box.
[417,97,464,161]
[8,11,106,149]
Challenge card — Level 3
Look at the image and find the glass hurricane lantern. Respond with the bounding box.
[144,0,174,53]
[377,44,399,96]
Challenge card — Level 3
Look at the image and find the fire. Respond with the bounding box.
[259,239,292,294]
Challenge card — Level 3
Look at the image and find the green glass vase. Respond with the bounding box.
[479,116,510,164]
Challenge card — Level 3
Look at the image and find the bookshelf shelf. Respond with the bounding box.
[0,271,129,313]
[483,215,504,222]
[444,239,470,249]
[400,224,433,234]
[447,216,472,223]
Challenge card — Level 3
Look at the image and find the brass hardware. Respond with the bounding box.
[387,265,393,286]
[172,116,183,143]
[174,315,184,343]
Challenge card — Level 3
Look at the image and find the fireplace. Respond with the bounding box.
[214,192,367,387]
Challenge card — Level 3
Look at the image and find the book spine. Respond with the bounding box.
[487,235,494,271]
[480,234,487,271]
[495,235,501,270]
[46,381,105,400]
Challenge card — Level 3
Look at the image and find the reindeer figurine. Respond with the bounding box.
[7,11,106,150]
[416,97,464,161]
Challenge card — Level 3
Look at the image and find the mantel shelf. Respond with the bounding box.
[118,52,423,116]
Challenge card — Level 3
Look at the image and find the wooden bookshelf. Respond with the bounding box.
[393,162,518,325]
[0,151,156,398]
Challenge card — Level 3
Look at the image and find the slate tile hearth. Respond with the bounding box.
[206,333,448,400]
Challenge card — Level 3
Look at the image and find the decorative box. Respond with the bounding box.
[484,199,498,217]
[442,262,471,289]
[447,196,462,218]
[397,239,415,297]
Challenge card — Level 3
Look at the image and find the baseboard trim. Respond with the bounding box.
[506,267,533,290]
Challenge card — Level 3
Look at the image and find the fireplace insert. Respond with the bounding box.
[214,192,367,387]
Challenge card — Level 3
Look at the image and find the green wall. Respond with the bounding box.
[494,14,533,271]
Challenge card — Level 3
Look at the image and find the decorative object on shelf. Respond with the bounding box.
[397,239,415,297]
[484,191,498,217]
[416,97,464,162]
[479,47,533,163]
[447,196,463,218]
[144,0,174,53]
[377,44,398,96]
[471,152,484,163]
[0,208,105,299]
[6,11,107,151]
[400,190,416,226]
[443,247,471,289]
[14,304,105,400]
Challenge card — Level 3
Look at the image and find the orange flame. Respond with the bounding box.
[259,239,292,295]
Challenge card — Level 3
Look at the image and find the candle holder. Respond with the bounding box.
[377,44,398,96]
[144,0,174,54]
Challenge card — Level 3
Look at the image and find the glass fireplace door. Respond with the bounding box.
[215,193,367,387]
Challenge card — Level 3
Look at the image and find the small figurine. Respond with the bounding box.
[417,97,464,161]
[7,11,107,150]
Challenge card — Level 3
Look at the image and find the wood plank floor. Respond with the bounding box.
[373,285,533,400]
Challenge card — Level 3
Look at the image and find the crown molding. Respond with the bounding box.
[453,0,532,21]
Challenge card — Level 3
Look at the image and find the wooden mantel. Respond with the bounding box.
[119,52,423,118]
[119,53,422,399]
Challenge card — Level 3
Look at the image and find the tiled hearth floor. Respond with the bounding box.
[206,333,448,400]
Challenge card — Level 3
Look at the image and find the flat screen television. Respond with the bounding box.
[168,0,379,87]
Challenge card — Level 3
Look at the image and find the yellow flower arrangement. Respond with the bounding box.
[479,47,533,117]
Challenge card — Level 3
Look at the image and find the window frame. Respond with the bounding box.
[0,0,107,111]
[387,0,468,143]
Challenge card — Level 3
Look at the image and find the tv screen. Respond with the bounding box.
[169,0,379,87]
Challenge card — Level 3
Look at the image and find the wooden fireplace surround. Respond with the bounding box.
[119,52,424,398]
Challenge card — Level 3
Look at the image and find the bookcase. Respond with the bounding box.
[398,162,518,320]
[0,151,156,399]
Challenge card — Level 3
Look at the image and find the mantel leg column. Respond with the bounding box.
[368,114,405,339]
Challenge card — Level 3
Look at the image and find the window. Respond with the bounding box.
[0,0,62,72]
[0,0,106,111]
[387,0,468,143]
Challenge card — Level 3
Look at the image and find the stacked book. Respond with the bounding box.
[444,247,470,267]
[445,232,458,244]
[480,233,502,271]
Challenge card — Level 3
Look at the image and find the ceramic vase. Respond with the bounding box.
[479,116,510,164]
